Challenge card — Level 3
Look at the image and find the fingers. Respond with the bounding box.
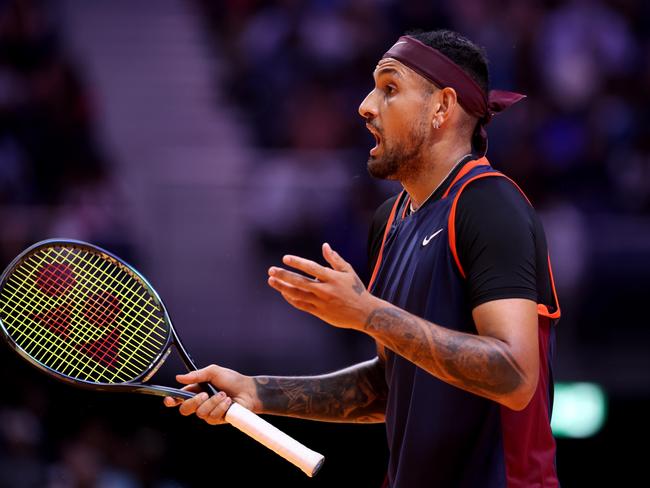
[167,365,228,416]
[282,294,318,314]
[267,264,320,312]
[277,246,350,279]
[178,392,209,416]
[282,255,333,281]
[176,365,220,386]
[164,397,181,407]
[268,267,317,288]
[163,384,201,407]
[268,274,319,303]
[322,243,351,272]
[195,391,233,425]
[175,390,233,425]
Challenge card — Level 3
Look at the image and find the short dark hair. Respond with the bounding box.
[406,29,489,94]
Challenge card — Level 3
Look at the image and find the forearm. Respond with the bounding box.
[265,244,536,410]
[364,304,529,409]
[253,357,387,423]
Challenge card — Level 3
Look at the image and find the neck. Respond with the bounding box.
[401,137,472,210]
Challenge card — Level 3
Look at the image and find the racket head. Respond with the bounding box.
[0,239,174,393]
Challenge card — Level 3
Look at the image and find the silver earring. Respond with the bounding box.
[433,120,440,129]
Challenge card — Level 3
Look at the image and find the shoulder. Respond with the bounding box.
[453,174,539,251]
[452,174,542,307]
[456,175,533,221]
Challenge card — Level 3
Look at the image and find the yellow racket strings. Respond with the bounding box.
[28,246,168,380]
[14,249,158,377]
[1,247,159,382]
[9,247,156,378]
[0,245,169,383]
[4,250,154,381]
[2,246,166,382]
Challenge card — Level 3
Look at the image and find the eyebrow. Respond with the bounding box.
[373,67,403,80]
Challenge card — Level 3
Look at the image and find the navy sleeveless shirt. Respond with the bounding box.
[369,158,560,488]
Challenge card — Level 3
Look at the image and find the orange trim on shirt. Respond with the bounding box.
[537,254,561,319]
[367,191,405,291]
[494,174,533,207]
[441,157,490,199]
[448,172,498,278]
[447,171,561,319]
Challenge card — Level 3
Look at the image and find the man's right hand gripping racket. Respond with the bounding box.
[0,239,324,476]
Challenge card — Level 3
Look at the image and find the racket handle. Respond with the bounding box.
[225,402,325,477]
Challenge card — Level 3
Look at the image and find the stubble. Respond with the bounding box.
[366,115,430,181]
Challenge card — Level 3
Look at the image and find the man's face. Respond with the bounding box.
[358,58,435,180]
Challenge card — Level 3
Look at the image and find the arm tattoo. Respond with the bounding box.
[365,308,525,401]
[254,358,387,423]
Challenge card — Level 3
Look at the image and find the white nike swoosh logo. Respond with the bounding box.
[422,228,444,246]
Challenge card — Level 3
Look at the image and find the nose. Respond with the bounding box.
[358,89,377,121]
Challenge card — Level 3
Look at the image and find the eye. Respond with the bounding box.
[385,84,396,95]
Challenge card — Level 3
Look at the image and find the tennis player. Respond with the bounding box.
[165,29,561,487]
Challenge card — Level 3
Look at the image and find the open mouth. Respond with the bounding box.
[366,123,382,156]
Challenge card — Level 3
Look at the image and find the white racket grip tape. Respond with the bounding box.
[225,402,325,476]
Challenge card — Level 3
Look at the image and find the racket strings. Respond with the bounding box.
[39,248,167,366]
[5,247,164,381]
[5,249,159,380]
[40,247,168,379]
[0,245,169,384]
[1,267,97,376]
[2,250,151,382]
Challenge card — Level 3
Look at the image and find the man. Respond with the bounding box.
[164,30,561,487]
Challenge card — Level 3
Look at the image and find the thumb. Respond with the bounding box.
[176,365,219,385]
[322,243,350,272]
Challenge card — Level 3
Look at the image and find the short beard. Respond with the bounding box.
[366,119,429,181]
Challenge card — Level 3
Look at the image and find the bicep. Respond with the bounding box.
[472,298,539,387]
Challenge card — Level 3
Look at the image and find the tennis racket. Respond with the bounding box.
[0,239,324,476]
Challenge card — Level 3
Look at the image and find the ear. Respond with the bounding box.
[433,87,458,129]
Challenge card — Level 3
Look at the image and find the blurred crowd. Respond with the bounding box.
[198,0,650,212]
[0,365,189,488]
[0,401,184,488]
[0,0,649,486]
[0,0,129,266]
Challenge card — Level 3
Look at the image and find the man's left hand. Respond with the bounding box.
[267,243,379,330]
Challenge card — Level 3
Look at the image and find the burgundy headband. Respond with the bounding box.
[383,36,526,156]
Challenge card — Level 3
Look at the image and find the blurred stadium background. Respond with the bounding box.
[0,0,648,486]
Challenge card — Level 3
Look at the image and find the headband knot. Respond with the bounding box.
[383,36,526,156]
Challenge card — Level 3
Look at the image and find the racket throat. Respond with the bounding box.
[142,348,172,383]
